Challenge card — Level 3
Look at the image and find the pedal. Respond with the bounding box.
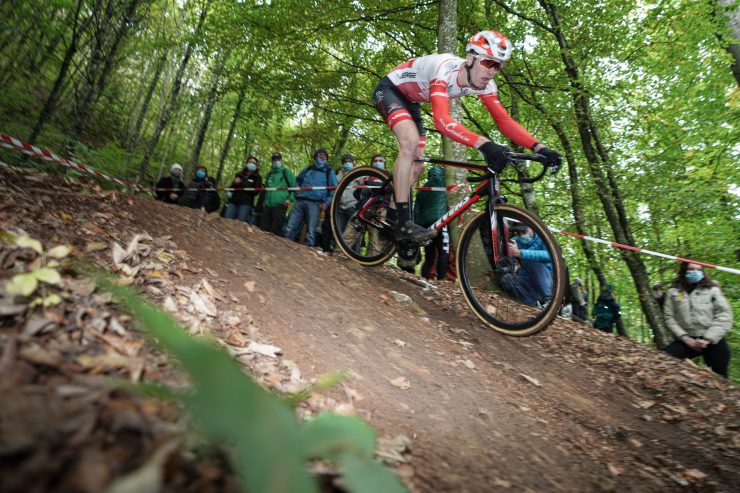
[397,241,419,261]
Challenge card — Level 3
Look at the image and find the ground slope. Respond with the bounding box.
[1,168,738,492]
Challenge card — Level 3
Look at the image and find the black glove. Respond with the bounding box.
[538,147,562,174]
[479,141,510,172]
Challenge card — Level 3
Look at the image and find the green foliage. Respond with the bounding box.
[103,280,407,493]
[0,0,737,379]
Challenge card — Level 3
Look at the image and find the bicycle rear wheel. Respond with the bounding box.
[330,166,396,266]
[456,205,566,336]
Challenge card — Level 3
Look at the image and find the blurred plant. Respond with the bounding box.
[103,279,407,493]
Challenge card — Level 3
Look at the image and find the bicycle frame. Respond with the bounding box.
[354,153,546,263]
[420,157,511,264]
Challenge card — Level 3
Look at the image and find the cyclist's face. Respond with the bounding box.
[468,55,500,87]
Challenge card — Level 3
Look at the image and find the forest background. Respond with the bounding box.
[0,0,738,379]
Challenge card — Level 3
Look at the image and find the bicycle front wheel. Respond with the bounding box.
[457,205,566,336]
[330,166,396,266]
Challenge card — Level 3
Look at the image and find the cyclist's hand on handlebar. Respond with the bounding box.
[479,141,510,172]
[538,147,563,174]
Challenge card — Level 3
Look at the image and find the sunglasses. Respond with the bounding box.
[477,57,503,71]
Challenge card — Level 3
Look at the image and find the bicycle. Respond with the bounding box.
[330,153,566,336]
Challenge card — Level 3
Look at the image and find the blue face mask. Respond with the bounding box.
[372,161,385,170]
[685,270,704,283]
[246,163,257,172]
[515,234,533,246]
[195,170,206,179]
[342,161,353,171]
[315,159,327,168]
[272,160,282,169]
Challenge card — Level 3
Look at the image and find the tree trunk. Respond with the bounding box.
[538,0,670,346]
[215,85,247,186]
[27,0,89,146]
[69,0,143,145]
[437,0,468,247]
[127,46,169,150]
[138,0,210,181]
[189,48,230,169]
[503,71,608,289]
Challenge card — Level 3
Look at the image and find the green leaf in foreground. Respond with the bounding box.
[103,280,407,493]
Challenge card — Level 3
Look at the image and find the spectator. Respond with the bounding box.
[225,156,262,223]
[337,156,388,255]
[592,284,621,333]
[652,282,666,309]
[155,163,186,204]
[284,148,337,247]
[338,153,355,180]
[178,165,220,213]
[663,262,732,377]
[259,152,296,236]
[320,153,356,251]
[570,277,589,322]
[507,223,553,307]
[414,166,449,280]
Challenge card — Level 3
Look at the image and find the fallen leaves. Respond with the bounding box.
[519,373,542,387]
[389,376,411,390]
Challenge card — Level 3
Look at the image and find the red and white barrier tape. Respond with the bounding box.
[155,183,469,193]
[4,132,733,274]
[1,133,138,191]
[551,227,740,275]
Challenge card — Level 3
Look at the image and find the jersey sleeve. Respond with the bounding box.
[479,93,538,150]
[429,79,481,147]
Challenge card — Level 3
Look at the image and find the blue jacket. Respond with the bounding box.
[515,234,552,265]
[295,164,337,206]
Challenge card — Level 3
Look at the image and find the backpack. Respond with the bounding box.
[593,301,614,328]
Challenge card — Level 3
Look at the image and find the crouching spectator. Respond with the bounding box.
[178,166,220,213]
[663,262,733,377]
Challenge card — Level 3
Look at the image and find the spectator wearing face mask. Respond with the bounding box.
[178,165,220,213]
[663,262,733,377]
[225,156,262,223]
[284,148,337,247]
[155,163,186,204]
[320,153,356,251]
[335,154,389,255]
[507,223,554,307]
[259,152,296,236]
[337,153,355,180]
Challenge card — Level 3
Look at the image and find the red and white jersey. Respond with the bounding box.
[386,54,537,149]
[387,54,494,103]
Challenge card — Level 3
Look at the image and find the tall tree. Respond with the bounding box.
[27,0,90,145]
[138,0,211,181]
[189,47,230,169]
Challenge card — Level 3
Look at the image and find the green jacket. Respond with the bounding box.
[414,166,447,227]
[261,166,296,208]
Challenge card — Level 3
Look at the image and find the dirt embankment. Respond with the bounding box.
[1,168,738,492]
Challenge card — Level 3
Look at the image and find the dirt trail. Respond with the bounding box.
[1,168,738,492]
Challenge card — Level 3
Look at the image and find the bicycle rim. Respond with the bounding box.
[330,166,396,266]
[457,205,566,336]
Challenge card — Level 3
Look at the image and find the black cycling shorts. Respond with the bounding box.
[373,77,426,136]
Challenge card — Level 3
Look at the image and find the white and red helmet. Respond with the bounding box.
[466,30,513,62]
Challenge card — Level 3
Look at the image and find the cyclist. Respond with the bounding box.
[373,30,562,242]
